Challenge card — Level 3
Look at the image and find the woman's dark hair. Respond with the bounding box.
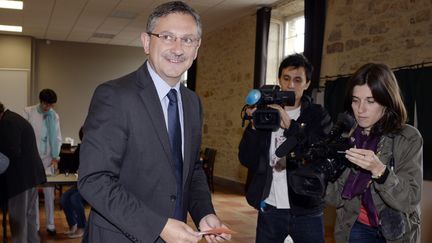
[39,89,57,104]
[0,102,4,113]
[344,63,407,135]
[278,53,313,82]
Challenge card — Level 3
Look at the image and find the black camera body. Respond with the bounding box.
[288,113,355,197]
[243,85,295,131]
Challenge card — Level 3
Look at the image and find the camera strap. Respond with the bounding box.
[389,137,395,171]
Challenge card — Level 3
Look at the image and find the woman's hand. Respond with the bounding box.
[345,148,386,177]
[267,104,291,129]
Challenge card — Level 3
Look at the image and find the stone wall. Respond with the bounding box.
[321,0,432,80]
[197,0,432,185]
[196,15,256,184]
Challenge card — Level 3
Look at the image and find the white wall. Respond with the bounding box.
[0,69,28,114]
[35,40,145,142]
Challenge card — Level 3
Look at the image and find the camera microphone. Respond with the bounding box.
[275,136,298,158]
[245,89,261,106]
[275,123,306,158]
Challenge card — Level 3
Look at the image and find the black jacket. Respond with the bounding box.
[0,110,46,203]
[238,96,332,215]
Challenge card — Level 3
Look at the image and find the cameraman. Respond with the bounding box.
[238,54,332,243]
[325,63,422,243]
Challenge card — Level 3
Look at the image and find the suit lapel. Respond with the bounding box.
[136,65,175,173]
[136,64,196,190]
[180,86,192,187]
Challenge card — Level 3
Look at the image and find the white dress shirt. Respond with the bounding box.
[146,62,185,158]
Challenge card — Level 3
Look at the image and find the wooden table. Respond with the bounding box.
[45,173,78,186]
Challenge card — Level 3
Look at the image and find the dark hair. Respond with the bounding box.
[0,102,4,113]
[39,89,57,104]
[278,53,313,82]
[146,1,202,37]
[344,63,407,135]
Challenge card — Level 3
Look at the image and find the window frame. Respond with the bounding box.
[265,12,305,85]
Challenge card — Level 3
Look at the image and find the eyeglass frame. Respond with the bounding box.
[147,32,200,47]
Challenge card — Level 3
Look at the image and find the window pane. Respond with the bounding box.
[181,71,188,87]
[265,21,282,85]
[284,16,305,56]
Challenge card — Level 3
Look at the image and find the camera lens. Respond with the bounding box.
[263,113,274,122]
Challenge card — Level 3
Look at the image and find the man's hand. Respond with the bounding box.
[245,107,257,129]
[267,104,291,129]
[51,158,59,170]
[160,218,201,243]
[199,214,232,242]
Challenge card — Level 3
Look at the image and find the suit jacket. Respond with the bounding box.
[78,63,214,243]
[0,110,46,203]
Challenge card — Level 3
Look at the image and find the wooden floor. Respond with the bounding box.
[1,184,335,243]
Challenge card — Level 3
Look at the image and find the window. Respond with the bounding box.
[265,13,305,85]
[180,71,188,87]
[284,15,305,57]
[266,20,283,85]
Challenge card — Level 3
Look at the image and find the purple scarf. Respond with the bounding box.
[341,127,381,227]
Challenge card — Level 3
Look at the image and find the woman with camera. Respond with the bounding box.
[238,54,332,243]
[325,63,423,243]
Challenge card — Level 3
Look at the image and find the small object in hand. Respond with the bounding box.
[199,227,236,236]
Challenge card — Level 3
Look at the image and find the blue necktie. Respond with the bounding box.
[167,89,183,220]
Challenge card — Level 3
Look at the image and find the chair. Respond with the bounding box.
[59,144,79,174]
[57,144,79,197]
[202,148,217,192]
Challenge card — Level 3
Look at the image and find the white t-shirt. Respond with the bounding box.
[265,106,301,209]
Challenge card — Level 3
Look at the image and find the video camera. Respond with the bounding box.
[288,113,356,197]
[241,85,295,131]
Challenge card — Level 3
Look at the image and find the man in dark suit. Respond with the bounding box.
[78,2,231,243]
[0,102,46,243]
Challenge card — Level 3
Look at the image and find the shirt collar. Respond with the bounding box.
[146,61,181,101]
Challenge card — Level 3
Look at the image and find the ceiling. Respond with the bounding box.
[0,0,290,47]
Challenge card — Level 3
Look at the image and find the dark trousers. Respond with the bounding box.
[60,186,86,229]
[349,221,386,243]
[256,204,324,243]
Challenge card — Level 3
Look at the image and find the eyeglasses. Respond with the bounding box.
[147,32,200,47]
